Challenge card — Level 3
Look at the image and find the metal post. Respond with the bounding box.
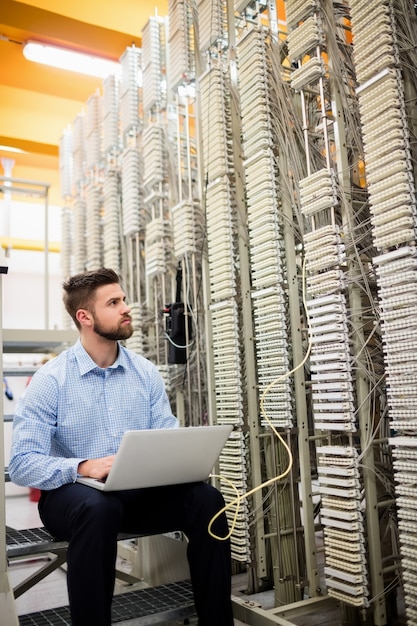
[44,185,50,329]
[0,264,19,625]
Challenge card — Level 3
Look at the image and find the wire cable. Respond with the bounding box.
[208,255,311,540]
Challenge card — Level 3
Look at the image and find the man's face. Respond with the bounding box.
[90,283,134,341]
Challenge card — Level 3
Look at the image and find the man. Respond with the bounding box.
[9,268,234,626]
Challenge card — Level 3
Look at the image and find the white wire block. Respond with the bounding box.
[290,56,324,91]
[209,300,245,428]
[199,67,234,180]
[72,112,87,186]
[142,17,165,112]
[285,0,318,28]
[121,147,142,236]
[102,74,121,153]
[171,200,202,257]
[205,177,237,301]
[142,124,165,187]
[60,206,73,281]
[59,128,74,198]
[72,197,87,273]
[197,0,224,52]
[85,93,102,170]
[168,0,195,89]
[85,184,102,269]
[287,16,322,62]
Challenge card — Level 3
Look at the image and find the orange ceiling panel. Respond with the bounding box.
[14,0,168,38]
[0,0,167,200]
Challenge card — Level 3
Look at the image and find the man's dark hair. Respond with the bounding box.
[63,268,120,329]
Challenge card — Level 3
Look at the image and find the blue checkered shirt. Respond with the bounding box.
[9,339,178,490]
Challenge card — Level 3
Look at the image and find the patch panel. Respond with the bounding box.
[311,344,351,357]
[363,120,405,149]
[287,16,322,61]
[326,559,366,576]
[356,51,397,84]
[374,228,416,249]
[309,321,348,337]
[309,332,349,345]
[322,498,358,512]
[366,160,412,186]
[380,305,417,322]
[318,465,358,476]
[307,275,344,296]
[313,401,355,412]
[373,214,414,238]
[378,265,417,293]
[310,349,351,362]
[354,28,394,62]
[290,56,324,91]
[306,293,347,308]
[380,292,417,309]
[390,420,417,431]
[285,0,317,28]
[350,0,390,28]
[313,381,352,393]
[306,252,346,272]
[321,516,362,531]
[354,70,399,105]
[325,566,367,586]
[371,193,415,226]
[366,147,410,177]
[313,413,355,423]
[364,114,404,148]
[312,391,354,403]
[324,524,363,540]
[305,244,344,263]
[310,362,350,373]
[304,223,339,241]
[320,458,357,468]
[325,546,364,564]
[319,476,360,490]
[359,90,400,124]
[368,171,411,198]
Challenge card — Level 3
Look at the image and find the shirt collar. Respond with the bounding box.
[73,338,127,375]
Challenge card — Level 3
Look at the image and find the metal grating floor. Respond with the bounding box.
[6,526,68,557]
[6,526,144,558]
[18,580,196,625]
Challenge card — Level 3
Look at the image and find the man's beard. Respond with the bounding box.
[92,314,134,341]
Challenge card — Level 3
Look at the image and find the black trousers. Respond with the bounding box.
[39,481,234,626]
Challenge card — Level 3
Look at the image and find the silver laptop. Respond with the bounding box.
[76,424,233,491]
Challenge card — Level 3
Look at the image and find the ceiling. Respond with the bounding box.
[0,0,168,205]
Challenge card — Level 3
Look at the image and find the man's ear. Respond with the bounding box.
[76,309,92,327]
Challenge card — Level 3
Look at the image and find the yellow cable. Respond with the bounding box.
[208,256,312,541]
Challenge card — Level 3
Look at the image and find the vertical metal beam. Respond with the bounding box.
[43,184,50,330]
[226,0,267,582]
[281,193,319,597]
[327,18,386,620]
[0,264,19,626]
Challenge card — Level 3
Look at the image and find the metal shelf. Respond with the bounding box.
[3,329,77,354]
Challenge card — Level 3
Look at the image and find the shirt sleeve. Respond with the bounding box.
[8,369,84,490]
[8,348,179,491]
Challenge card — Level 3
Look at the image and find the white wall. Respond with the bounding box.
[1,197,65,495]
[1,198,64,331]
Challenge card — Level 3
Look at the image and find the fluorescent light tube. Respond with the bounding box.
[23,41,121,79]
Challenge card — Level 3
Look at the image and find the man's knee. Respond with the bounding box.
[72,492,124,535]
[191,482,228,520]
